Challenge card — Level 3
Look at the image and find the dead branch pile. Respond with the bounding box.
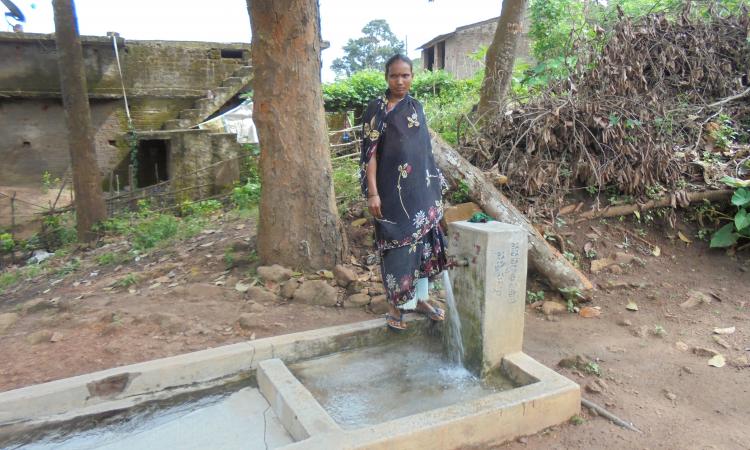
[475,6,750,213]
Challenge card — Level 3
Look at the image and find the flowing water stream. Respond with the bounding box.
[441,271,465,366]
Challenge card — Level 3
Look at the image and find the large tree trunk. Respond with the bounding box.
[431,131,593,294]
[52,0,106,243]
[477,0,528,123]
[248,0,347,270]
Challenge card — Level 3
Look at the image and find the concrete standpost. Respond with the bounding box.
[447,221,528,376]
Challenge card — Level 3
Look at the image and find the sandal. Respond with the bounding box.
[385,313,407,331]
[416,301,445,322]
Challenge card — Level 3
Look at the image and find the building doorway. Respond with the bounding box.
[136,139,169,187]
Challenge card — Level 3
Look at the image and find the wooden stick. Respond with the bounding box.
[581,398,643,433]
[708,87,750,108]
[573,190,734,222]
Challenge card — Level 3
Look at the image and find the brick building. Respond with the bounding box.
[0,31,251,189]
[418,16,531,80]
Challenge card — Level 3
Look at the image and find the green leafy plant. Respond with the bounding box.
[526,290,545,304]
[132,214,179,250]
[583,362,601,377]
[113,273,138,289]
[710,177,750,248]
[180,199,222,217]
[0,233,14,254]
[570,415,586,426]
[451,180,471,204]
[559,287,585,312]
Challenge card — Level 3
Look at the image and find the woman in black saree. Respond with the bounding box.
[359,54,448,331]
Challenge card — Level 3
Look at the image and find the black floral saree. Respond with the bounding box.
[359,94,448,307]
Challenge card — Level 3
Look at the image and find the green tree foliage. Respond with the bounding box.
[331,20,405,77]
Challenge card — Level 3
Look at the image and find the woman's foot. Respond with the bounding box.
[385,304,407,331]
[415,300,445,321]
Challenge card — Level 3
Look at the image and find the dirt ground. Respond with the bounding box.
[0,210,748,449]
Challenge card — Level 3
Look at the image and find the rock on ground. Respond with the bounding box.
[26,330,53,345]
[245,286,278,304]
[279,279,301,299]
[293,280,338,306]
[238,313,267,330]
[257,265,293,283]
[344,293,371,308]
[542,301,567,316]
[333,265,358,287]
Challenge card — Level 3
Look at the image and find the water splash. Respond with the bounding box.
[441,271,465,366]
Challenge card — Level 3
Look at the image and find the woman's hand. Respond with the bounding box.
[368,194,382,219]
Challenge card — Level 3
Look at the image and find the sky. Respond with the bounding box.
[3,0,501,82]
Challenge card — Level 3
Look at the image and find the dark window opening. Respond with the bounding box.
[220,49,244,59]
[22,141,31,147]
[136,140,169,187]
[108,140,117,146]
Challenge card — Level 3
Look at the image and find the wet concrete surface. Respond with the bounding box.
[11,387,293,450]
[290,337,519,429]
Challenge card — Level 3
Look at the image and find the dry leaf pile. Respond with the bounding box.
[472,6,750,213]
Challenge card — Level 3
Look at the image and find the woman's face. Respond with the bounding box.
[387,60,412,98]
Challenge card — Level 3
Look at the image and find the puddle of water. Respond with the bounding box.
[290,337,521,429]
[4,386,293,450]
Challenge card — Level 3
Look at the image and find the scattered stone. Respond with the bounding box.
[625,301,639,311]
[345,294,371,308]
[256,264,293,283]
[613,252,645,267]
[279,279,301,299]
[675,341,689,352]
[542,301,567,316]
[241,302,266,313]
[730,355,749,368]
[368,283,386,296]
[680,290,711,309]
[579,306,601,318]
[617,318,632,327]
[608,265,624,275]
[369,295,389,314]
[603,280,631,290]
[606,346,626,353]
[585,381,604,394]
[713,326,736,335]
[590,258,615,273]
[50,332,64,343]
[558,355,589,370]
[26,330,53,345]
[293,280,338,306]
[517,437,528,445]
[664,391,677,401]
[681,366,694,375]
[712,335,731,349]
[245,286,278,304]
[345,280,365,295]
[235,282,251,293]
[693,346,719,358]
[708,354,726,368]
[333,265,358,287]
[351,218,368,227]
[238,313,267,330]
[0,313,19,333]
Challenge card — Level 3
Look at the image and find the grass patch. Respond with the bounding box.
[332,156,361,215]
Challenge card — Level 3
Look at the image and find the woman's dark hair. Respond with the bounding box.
[384,54,413,78]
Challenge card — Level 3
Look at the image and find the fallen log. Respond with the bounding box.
[570,189,734,222]
[430,131,593,294]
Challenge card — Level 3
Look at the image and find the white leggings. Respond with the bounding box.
[398,277,429,310]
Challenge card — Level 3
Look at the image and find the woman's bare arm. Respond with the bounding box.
[366,154,382,218]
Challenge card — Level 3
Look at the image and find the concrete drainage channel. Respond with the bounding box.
[0,222,580,449]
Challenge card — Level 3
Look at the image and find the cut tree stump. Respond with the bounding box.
[430,131,593,294]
